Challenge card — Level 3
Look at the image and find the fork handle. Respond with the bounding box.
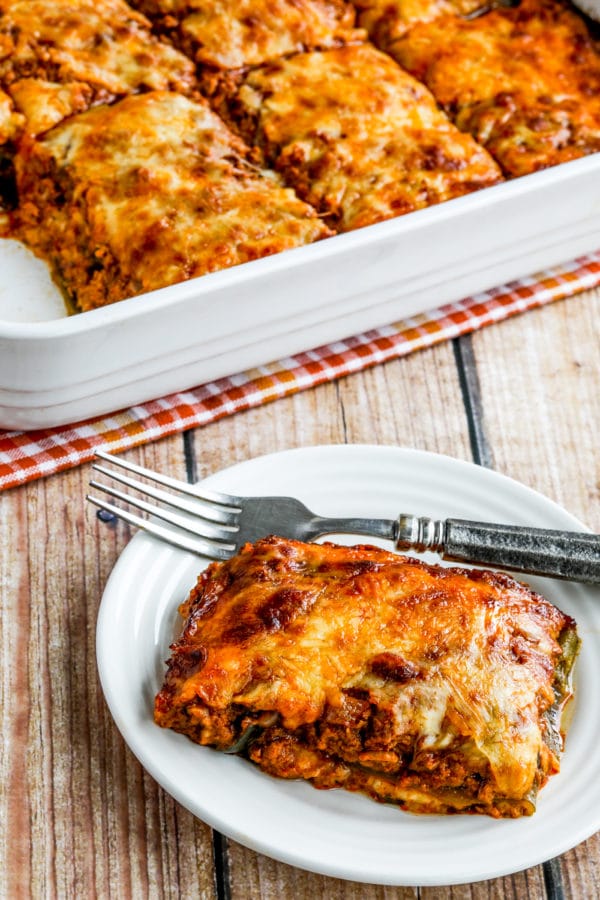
[395,515,600,584]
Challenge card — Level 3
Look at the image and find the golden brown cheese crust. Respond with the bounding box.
[391,0,600,176]
[14,91,331,311]
[155,536,578,818]
[0,0,197,137]
[131,0,364,71]
[353,0,483,45]
[224,43,502,232]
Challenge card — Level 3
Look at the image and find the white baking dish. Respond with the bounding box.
[1,153,599,430]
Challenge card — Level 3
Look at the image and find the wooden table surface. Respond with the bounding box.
[1,287,599,900]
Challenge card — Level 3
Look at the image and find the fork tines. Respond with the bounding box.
[87,450,241,559]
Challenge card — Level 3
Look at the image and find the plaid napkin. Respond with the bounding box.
[1,250,599,492]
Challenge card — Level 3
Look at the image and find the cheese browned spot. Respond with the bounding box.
[224,43,502,231]
[155,536,579,818]
[0,0,197,137]
[392,0,600,176]
[353,0,484,46]
[130,0,365,70]
[14,91,332,311]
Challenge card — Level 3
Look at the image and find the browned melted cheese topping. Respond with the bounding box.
[0,0,196,138]
[353,0,484,45]
[14,92,331,311]
[155,536,578,818]
[132,0,364,70]
[227,43,502,231]
[391,0,600,176]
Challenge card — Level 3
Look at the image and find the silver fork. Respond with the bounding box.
[87,450,600,584]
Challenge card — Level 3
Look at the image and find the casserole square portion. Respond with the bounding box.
[391,0,600,176]
[130,0,364,72]
[0,0,197,139]
[15,91,331,311]
[155,536,579,818]
[223,43,502,232]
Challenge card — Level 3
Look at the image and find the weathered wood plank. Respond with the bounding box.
[0,437,217,900]
[470,289,600,532]
[0,482,34,894]
[421,867,546,900]
[334,342,473,459]
[559,832,600,899]
[226,844,418,900]
[189,372,347,477]
[189,339,473,475]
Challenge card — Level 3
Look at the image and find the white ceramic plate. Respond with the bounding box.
[96,445,600,886]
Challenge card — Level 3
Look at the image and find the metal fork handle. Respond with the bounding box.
[396,515,600,584]
[309,516,396,542]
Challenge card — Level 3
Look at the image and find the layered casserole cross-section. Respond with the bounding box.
[155,536,579,818]
[15,91,331,311]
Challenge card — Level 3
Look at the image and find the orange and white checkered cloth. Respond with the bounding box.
[1,251,599,491]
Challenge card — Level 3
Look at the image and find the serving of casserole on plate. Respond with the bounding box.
[155,534,579,819]
[0,0,599,428]
[96,446,600,885]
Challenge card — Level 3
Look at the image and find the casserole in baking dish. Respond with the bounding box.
[2,0,599,310]
[0,0,598,427]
